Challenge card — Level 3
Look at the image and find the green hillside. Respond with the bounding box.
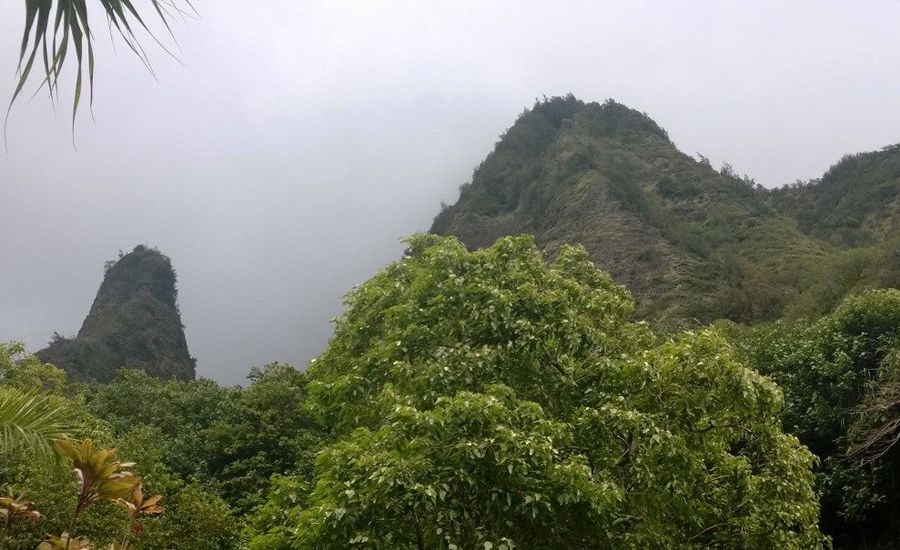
[4,96,899,550]
[769,144,900,246]
[432,95,899,325]
[37,245,196,382]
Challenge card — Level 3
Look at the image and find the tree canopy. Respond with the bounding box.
[248,234,824,549]
[731,289,900,548]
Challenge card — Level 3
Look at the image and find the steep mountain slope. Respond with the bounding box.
[38,245,196,382]
[764,147,900,318]
[432,95,898,324]
[769,144,900,246]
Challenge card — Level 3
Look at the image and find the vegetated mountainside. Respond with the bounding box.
[432,95,900,324]
[770,144,900,246]
[37,245,196,382]
[764,146,900,317]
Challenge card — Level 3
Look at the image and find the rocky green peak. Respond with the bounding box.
[433,95,899,325]
[38,245,196,382]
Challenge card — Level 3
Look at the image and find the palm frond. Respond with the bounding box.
[5,0,196,147]
[0,387,72,457]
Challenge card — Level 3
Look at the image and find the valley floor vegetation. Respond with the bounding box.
[3,235,899,548]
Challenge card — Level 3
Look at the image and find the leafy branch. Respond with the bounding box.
[0,387,72,457]
[6,0,196,147]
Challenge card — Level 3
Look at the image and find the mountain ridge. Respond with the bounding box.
[432,95,899,324]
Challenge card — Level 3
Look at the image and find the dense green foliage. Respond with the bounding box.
[246,234,823,549]
[5,96,899,547]
[0,343,72,456]
[0,343,324,549]
[432,96,899,325]
[6,232,900,548]
[769,146,900,246]
[730,289,900,549]
[82,365,325,510]
[38,246,196,382]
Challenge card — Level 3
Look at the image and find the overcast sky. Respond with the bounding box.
[2,1,899,384]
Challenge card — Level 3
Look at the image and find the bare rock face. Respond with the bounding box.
[38,245,196,382]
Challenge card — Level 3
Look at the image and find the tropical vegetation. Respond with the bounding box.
[38,246,196,382]
[433,96,899,325]
[727,289,900,548]
[1,85,897,547]
[3,235,859,549]
[8,0,192,128]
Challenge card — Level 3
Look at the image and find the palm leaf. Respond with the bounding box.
[0,387,72,457]
[5,0,196,147]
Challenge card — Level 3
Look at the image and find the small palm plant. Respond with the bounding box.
[115,483,165,546]
[0,489,42,530]
[51,438,140,550]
